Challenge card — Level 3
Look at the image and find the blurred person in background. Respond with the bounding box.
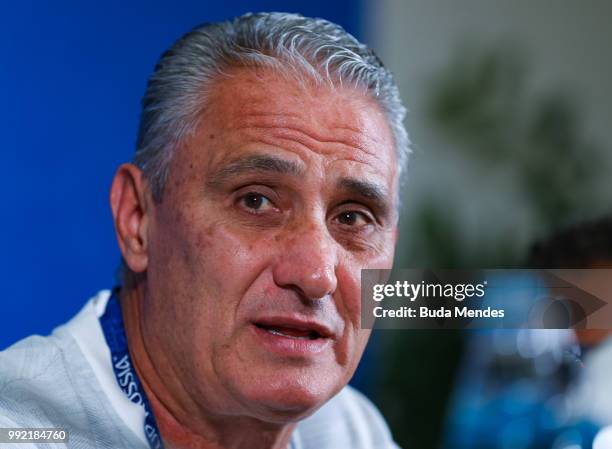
[0,12,408,449]
[443,216,612,449]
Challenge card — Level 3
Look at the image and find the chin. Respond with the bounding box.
[237,371,341,423]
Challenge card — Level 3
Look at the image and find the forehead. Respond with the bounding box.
[207,68,389,135]
[207,69,392,150]
[175,67,398,200]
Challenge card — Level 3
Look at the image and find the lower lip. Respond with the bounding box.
[250,324,332,357]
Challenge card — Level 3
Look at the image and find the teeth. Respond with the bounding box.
[265,328,315,340]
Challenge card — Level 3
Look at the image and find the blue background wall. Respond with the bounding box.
[0,1,362,349]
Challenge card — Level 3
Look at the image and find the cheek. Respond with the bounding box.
[330,264,361,368]
[336,247,395,326]
[148,208,277,327]
[336,267,361,326]
[332,249,394,367]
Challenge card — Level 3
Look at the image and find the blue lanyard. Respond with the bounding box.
[99,289,165,449]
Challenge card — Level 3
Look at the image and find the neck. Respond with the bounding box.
[118,284,296,449]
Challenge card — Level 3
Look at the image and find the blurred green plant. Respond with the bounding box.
[375,45,608,449]
[430,47,603,230]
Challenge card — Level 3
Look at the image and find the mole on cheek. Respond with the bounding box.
[195,225,217,246]
[174,210,184,225]
[195,229,212,250]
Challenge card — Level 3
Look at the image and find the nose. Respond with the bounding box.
[272,221,338,301]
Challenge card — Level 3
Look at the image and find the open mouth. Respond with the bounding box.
[255,323,322,340]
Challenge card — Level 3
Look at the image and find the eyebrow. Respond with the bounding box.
[336,177,392,218]
[206,154,304,188]
[206,154,394,217]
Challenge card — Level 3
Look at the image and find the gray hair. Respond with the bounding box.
[133,12,410,201]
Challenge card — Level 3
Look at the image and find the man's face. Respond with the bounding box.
[140,68,399,422]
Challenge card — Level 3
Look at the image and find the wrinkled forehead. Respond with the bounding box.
[193,67,399,191]
[210,68,388,132]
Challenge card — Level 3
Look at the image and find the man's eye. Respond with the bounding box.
[239,192,274,211]
[336,210,371,227]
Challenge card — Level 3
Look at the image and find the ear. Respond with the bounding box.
[110,163,151,273]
